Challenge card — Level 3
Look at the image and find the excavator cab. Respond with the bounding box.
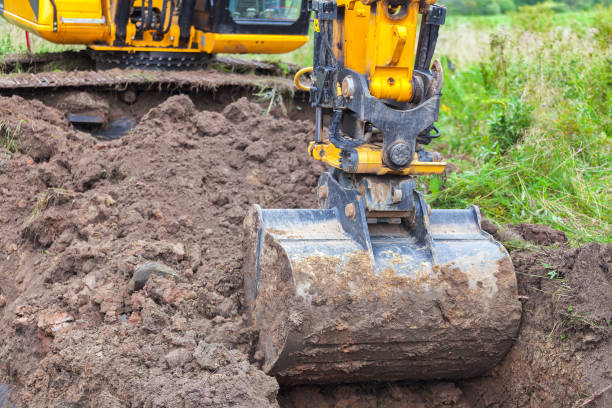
[0,0,310,67]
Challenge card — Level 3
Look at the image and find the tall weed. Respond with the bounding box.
[431,7,611,243]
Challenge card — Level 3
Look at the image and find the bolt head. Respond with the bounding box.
[318,184,329,199]
[342,76,355,98]
[389,143,412,167]
[345,203,356,219]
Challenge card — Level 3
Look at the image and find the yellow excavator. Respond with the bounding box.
[0,0,310,67]
[2,0,521,384]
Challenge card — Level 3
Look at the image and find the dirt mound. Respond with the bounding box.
[0,93,609,407]
[0,94,322,407]
[514,223,569,246]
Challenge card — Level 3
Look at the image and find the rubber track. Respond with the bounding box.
[1,50,299,76]
[0,68,297,92]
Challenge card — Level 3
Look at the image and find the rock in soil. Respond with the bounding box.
[127,262,179,293]
[0,92,609,408]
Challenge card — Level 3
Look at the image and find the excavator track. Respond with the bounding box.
[0,51,300,94]
[0,68,296,93]
[91,51,212,70]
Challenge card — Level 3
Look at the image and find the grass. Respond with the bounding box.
[28,188,74,221]
[0,19,79,55]
[428,5,611,244]
[0,120,20,154]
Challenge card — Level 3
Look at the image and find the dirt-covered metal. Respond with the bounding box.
[243,170,522,384]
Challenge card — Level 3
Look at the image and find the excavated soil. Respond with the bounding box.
[0,92,610,408]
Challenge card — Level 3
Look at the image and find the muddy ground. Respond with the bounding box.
[0,90,609,408]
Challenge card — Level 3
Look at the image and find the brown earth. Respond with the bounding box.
[0,92,610,408]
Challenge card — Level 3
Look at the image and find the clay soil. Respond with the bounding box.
[0,91,610,408]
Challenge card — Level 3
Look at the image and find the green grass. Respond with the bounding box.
[0,120,19,154]
[0,19,79,54]
[428,5,611,244]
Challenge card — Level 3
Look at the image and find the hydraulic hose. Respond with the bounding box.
[179,0,197,45]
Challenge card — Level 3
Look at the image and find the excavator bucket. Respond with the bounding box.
[243,171,522,385]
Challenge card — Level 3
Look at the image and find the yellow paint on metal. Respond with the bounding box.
[334,0,437,102]
[309,141,446,176]
[201,33,308,54]
[1,0,110,44]
[90,33,308,54]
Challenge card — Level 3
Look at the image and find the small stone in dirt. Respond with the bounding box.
[151,209,164,221]
[128,262,179,293]
[128,312,142,326]
[95,193,116,208]
[194,342,230,371]
[0,294,6,308]
[162,285,185,304]
[104,194,116,208]
[37,310,74,335]
[164,348,193,368]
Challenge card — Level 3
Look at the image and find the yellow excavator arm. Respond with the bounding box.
[295,0,447,175]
